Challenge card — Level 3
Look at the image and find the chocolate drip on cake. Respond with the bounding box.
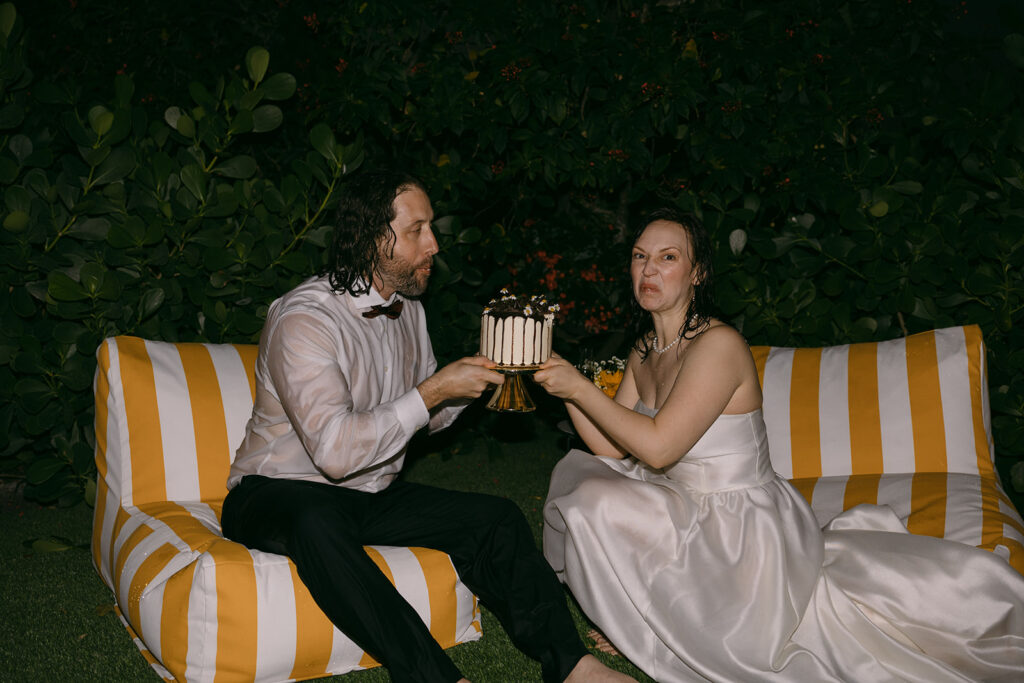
[480,289,558,367]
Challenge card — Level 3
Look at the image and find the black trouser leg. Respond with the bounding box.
[359,481,588,682]
[221,476,587,683]
[221,475,463,683]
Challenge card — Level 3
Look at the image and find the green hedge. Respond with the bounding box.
[2,1,1023,506]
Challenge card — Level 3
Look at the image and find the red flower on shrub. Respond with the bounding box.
[720,100,741,113]
[304,13,320,32]
[712,31,729,41]
[446,31,464,45]
[335,58,348,75]
[501,64,522,80]
[607,149,629,161]
[491,161,505,175]
[866,107,884,123]
[641,82,663,98]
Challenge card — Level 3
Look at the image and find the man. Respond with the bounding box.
[221,170,631,682]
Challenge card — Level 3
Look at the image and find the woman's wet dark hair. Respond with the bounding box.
[628,207,715,361]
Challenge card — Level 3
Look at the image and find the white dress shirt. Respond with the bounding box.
[228,275,465,492]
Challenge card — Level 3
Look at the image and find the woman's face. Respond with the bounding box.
[631,219,700,313]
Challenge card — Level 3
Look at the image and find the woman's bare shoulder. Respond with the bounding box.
[691,319,750,350]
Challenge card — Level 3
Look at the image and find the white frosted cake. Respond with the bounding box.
[480,289,558,367]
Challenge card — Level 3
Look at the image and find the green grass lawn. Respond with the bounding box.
[0,403,652,682]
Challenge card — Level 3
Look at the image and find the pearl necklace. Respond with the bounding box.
[652,332,684,354]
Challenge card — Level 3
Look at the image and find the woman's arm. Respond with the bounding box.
[557,354,641,458]
[535,325,759,469]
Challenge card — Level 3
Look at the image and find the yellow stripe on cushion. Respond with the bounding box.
[789,348,823,480]
[750,345,769,388]
[109,505,132,585]
[410,547,458,648]
[115,523,154,599]
[116,337,166,504]
[905,332,947,536]
[906,330,947,473]
[233,343,259,400]
[789,477,817,506]
[906,472,947,539]
[210,541,259,682]
[843,473,881,510]
[847,341,884,475]
[127,543,182,631]
[135,501,219,552]
[160,561,196,681]
[289,562,334,680]
[94,337,112,481]
[994,486,1024,539]
[177,344,231,502]
[358,546,394,669]
[963,326,994,478]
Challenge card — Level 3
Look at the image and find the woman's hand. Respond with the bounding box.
[533,353,592,401]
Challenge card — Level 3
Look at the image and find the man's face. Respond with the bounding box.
[373,186,438,299]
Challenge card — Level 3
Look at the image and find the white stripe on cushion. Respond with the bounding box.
[255,550,299,681]
[207,344,253,461]
[935,327,978,475]
[103,338,134,507]
[145,340,202,502]
[877,336,916,474]
[818,344,852,477]
[763,346,794,479]
[380,546,432,625]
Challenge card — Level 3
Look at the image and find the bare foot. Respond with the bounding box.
[565,654,635,682]
[586,628,621,656]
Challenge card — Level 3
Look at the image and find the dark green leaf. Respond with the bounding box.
[261,72,296,101]
[214,156,257,179]
[246,46,270,84]
[251,105,282,133]
[47,272,88,301]
[91,147,136,186]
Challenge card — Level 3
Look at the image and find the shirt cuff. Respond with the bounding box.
[393,387,431,434]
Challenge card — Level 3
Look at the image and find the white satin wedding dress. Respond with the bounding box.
[543,402,1024,682]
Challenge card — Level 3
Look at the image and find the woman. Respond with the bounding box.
[533,207,1024,682]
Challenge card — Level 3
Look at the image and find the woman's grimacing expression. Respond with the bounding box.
[630,219,700,313]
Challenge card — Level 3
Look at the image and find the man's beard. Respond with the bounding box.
[376,254,431,297]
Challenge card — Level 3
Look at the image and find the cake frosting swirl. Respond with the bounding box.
[480,288,558,367]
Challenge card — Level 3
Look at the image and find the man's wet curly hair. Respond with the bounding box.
[321,170,426,295]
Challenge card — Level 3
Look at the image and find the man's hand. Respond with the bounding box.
[417,355,504,409]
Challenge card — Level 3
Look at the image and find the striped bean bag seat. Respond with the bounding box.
[91,336,482,682]
[751,324,1024,573]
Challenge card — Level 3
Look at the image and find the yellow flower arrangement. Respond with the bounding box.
[578,356,626,398]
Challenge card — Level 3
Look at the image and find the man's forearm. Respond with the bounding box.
[417,373,446,410]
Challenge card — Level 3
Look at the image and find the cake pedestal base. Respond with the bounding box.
[486,367,538,413]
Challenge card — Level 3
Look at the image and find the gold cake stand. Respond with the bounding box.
[486,364,540,412]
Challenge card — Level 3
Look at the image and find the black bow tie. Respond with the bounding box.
[362,300,404,320]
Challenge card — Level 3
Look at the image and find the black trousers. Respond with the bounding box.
[220,475,587,683]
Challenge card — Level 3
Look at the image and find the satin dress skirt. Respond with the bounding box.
[543,408,1024,682]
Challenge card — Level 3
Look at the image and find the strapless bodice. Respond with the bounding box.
[634,401,775,492]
